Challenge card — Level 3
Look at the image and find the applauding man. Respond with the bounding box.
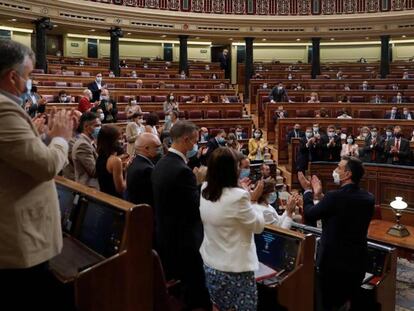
[297,157,374,311]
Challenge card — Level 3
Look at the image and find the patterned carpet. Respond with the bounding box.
[396,258,414,311]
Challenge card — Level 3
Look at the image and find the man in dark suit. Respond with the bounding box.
[402,107,414,120]
[391,92,406,104]
[321,125,341,162]
[94,88,118,123]
[296,127,315,172]
[273,105,288,123]
[297,157,374,310]
[384,107,401,120]
[87,72,104,102]
[151,121,211,310]
[385,125,411,165]
[126,133,162,206]
[202,129,226,164]
[268,82,292,103]
[219,48,230,79]
[361,127,385,163]
[287,123,304,144]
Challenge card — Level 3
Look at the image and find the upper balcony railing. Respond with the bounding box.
[90,0,414,15]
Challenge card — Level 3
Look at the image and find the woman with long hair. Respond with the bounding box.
[200,147,264,310]
[96,125,126,198]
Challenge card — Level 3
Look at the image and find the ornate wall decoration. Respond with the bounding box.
[124,0,138,5]
[277,0,290,14]
[256,0,269,14]
[113,0,124,4]
[212,0,225,13]
[367,0,380,11]
[168,0,180,9]
[297,0,310,14]
[322,0,336,14]
[145,0,159,8]
[392,0,405,10]
[233,0,246,13]
[343,0,356,13]
[191,0,204,12]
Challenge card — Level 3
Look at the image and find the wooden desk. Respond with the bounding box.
[368,219,414,260]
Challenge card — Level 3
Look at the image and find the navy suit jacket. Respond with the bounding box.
[151,152,203,279]
[384,112,401,120]
[126,155,155,207]
[87,81,103,102]
[304,184,374,275]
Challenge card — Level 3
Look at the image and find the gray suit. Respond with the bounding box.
[72,133,99,189]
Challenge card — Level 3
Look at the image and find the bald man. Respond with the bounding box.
[126,133,162,206]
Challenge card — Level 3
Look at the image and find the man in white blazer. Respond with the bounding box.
[0,40,73,309]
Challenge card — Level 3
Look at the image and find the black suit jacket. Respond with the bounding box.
[401,112,414,120]
[201,137,222,165]
[126,155,155,206]
[287,129,305,143]
[269,87,289,102]
[219,53,229,70]
[384,112,401,120]
[361,135,385,163]
[385,137,411,165]
[151,152,203,279]
[304,184,374,275]
[88,81,103,102]
[97,98,118,123]
[321,135,342,162]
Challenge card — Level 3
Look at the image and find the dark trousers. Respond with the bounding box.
[0,261,71,310]
[315,268,364,311]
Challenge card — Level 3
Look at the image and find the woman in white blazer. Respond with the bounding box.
[340,134,359,158]
[125,112,145,156]
[199,147,264,311]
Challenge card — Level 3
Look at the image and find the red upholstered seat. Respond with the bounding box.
[179,84,190,89]
[90,62,99,67]
[156,111,165,119]
[153,95,167,102]
[227,96,239,103]
[140,95,153,102]
[406,84,414,89]
[50,69,61,75]
[158,74,170,79]
[126,83,137,88]
[374,85,387,90]
[119,95,132,102]
[145,74,156,78]
[69,82,83,87]
[190,74,202,78]
[117,111,127,121]
[320,96,334,102]
[351,96,365,102]
[301,74,311,79]
[55,81,67,87]
[309,84,321,90]
[194,84,207,89]
[261,95,270,103]
[106,83,115,88]
[62,71,75,76]
[42,95,54,103]
[205,110,221,118]
[296,110,313,117]
[226,110,242,118]
[165,84,175,89]
[188,110,203,119]
[32,69,44,74]
[358,110,373,118]
[80,72,90,77]
[42,81,56,86]
[180,96,191,102]
[178,111,186,119]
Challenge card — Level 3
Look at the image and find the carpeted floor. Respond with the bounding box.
[396,258,414,310]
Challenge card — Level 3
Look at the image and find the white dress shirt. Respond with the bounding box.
[253,203,292,229]
[168,147,187,163]
[199,183,265,273]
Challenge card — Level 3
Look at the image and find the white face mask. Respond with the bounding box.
[131,100,137,105]
[347,138,353,144]
[60,96,67,102]
[305,132,312,138]
[169,96,174,101]
[99,113,105,121]
[371,132,377,137]
[313,127,319,132]
[254,133,261,139]
[332,170,341,185]
[340,133,347,140]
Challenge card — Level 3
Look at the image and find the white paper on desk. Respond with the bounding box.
[255,262,278,281]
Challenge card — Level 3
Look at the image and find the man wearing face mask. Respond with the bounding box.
[384,106,401,120]
[402,107,413,120]
[0,40,73,309]
[361,127,385,163]
[321,125,341,162]
[95,88,118,123]
[297,157,374,311]
[269,82,292,103]
[203,129,226,163]
[287,123,304,143]
[296,127,315,172]
[78,89,94,113]
[239,156,251,180]
[199,127,209,143]
[55,90,71,103]
[126,133,162,207]
[151,120,212,311]
[382,126,394,143]
[385,125,410,165]
[72,112,101,189]
[88,72,104,102]
[392,92,405,104]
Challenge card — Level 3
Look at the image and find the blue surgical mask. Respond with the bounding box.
[268,192,277,204]
[26,79,32,93]
[217,137,225,144]
[239,168,250,179]
[186,144,198,158]
[91,126,101,140]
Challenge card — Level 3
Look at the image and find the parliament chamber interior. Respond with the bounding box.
[1,0,414,310]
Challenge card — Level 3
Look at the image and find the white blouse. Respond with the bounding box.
[253,203,293,229]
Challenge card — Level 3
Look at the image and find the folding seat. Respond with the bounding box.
[374,85,387,90]
[188,110,203,119]
[42,81,56,87]
[205,110,221,118]
[296,110,313,117]
[165,84,175,89]
[126,83,137,88]
[226,110,242,118]
[190,74,202,78]
[145,74,156,78]
[80,72,90,77]
[117,112,127,121]
[309,84,321,90]
[358,110,373,118]
[179,84,190,89]
[153,95,166,102]
[119,95,132,102]
[158,74,170,79]
[50,69,61,75]
[106,83,115,88]
[194,84,207,89]
[351,96,365,102]
[140,95,153,102]
[62,71,75,76]
[180,96,191,102]
[90,62,99,67]
[69,82,83,87]
[42,95,54,103]
[320,96,334,102]
[55,82,67,87]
